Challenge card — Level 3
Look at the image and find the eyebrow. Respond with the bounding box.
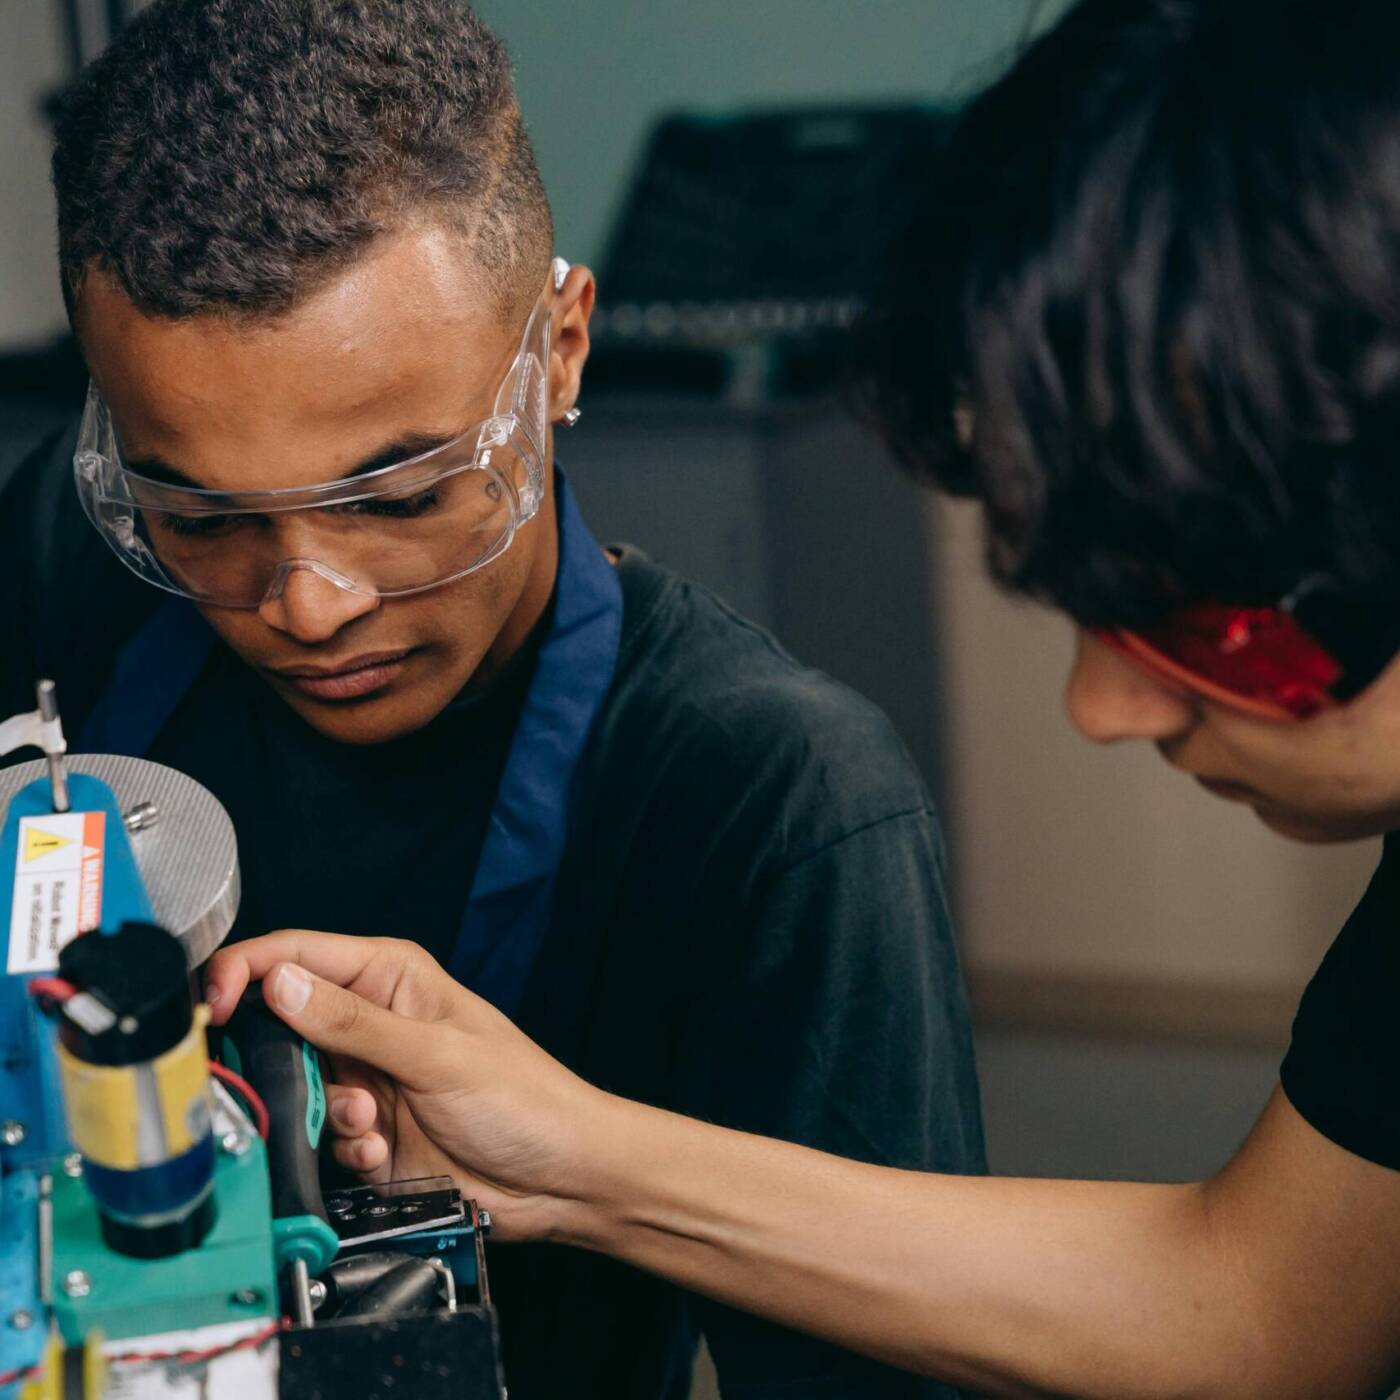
[124,431,462,490]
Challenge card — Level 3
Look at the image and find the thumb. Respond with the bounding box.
[264,962,443,1092]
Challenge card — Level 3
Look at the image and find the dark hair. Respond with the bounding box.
[863,0,1400,626]
[52,0,553,324]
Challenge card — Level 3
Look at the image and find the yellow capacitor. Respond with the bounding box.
[56,1008,211,1172]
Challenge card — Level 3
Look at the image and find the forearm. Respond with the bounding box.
[556,1098,1259,1400]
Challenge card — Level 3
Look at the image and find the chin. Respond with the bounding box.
[1251,804,1389,845]
[279,685,447,746]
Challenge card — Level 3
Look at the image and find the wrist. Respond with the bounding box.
[546,1091,666,1250]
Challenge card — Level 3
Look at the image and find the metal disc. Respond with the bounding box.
[0,755,240,968]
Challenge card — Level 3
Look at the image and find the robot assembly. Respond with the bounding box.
[0,682,503,1399]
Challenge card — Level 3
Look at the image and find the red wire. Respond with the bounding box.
[109,1316,287,1366]
[210,1062,270,1141]
[0,1316,284,1383]
[0,1313,285,1386]
[27,976,78,1004]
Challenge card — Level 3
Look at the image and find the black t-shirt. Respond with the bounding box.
[1282,837,1400,1170]
[148,629,535,967]
[1,427,985,1399]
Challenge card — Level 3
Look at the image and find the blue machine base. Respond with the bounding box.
[0,1170,44,1387]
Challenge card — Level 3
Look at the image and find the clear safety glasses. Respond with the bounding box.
[74,260,566,609]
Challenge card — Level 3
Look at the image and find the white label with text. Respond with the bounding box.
[7,811,106,974]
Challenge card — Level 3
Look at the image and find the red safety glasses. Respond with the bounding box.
[1099,587,1400,720]
[1098,605,1344,720]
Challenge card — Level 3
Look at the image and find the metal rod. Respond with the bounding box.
[290,1257,315,1328]
[471,1203,491,1306]
[36,1175,53,1306]
[36,681,69,815]
[426,1256,457,1313]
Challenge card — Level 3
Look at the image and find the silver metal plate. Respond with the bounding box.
[0,755,240,967]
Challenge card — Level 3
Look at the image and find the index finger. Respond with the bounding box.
[204,929,385,1024]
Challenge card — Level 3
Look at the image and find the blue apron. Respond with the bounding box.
[77,476,623,1017]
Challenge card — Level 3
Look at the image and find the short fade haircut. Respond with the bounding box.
[52,0,553,325]
[863,0,1400,626]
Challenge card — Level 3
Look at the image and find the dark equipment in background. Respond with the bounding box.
[589,105,950,401]
[569,104,953,799]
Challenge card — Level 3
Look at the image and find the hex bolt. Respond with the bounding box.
[9,1310,33,1331]
[62,1270,91,1299]
[1,1122,27,1148]
[122,803,159,833]
[307,1280,328,1311]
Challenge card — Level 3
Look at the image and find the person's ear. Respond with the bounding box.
[549,264,595,423]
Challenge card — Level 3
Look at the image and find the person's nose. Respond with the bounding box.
[257,564,380,644]
[1065,631,1199,744]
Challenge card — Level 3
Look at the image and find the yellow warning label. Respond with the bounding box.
[23,828,73,863]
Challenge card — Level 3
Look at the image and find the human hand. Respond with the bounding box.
[204,930,621,1241]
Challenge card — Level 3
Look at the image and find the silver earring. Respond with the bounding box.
[561,406,582,428]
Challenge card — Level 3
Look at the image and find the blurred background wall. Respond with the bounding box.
[0,5,67,348]
[0,4,1384,1395]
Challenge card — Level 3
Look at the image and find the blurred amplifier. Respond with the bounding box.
[590,104,950,398]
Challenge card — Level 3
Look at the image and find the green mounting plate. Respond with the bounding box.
[50,1142,278,1343]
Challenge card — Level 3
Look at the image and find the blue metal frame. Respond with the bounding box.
[0,770,162,1384]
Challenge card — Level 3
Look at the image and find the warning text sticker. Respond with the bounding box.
[7,811,106,974]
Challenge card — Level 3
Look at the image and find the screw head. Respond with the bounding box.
[230,1287,264,1307]
[62,1153,83,1178]
[220,1130,250,1157]
[1,1121,27,1148]
[63,1269,91,1299]
[9,1310,33,1331]
[307,1280,327,1310]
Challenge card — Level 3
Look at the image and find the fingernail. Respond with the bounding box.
[328,1094,354,1130]
[271,963,312,1015]
[205,985,222,1008]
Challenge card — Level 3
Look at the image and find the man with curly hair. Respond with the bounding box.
[0,3,983,1397]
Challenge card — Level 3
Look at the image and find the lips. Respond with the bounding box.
[270,649,414,703]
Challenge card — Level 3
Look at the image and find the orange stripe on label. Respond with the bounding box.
[78,811,105,933]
